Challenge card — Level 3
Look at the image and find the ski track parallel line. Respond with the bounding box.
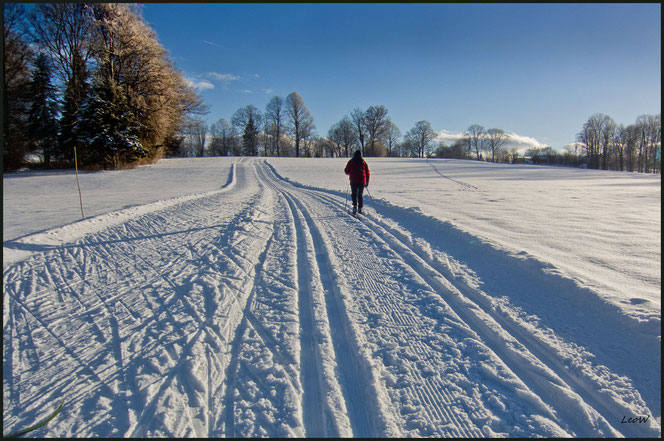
[282,192,332,438]
[348,195,652,437]
[309,188,630,437]
[289,194,382,438]
[258,162,385,437]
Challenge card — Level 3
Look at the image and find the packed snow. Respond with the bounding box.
[3,157,661,437]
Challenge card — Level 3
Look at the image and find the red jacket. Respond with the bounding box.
[345,158,370,185]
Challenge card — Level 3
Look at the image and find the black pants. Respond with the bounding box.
[351,184,365,208]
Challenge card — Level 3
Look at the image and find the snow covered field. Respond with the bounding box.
[3,157,661,437]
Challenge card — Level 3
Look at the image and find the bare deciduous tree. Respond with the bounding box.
[600,116,616,170]
[636,114,661,173]
[577,113,613,170]
[231,105,262,133]
[386,120,401,157]
[339,116,358,157]
[30,3,95,160]
[486,128,509,163]
[180,116,207,157]
[327,123,344,157]
[265,95,285,156]
[29,4,94,86]
[364,105,389,157]
[286,91,314,157]
[406,120,436,158]
[350,107,367,155]
[466,124,485,160]
[329,116,358,157]
[209,118,235,156]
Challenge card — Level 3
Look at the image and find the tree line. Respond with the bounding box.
[3,3,205,172]
[183,97,661,174]
[575,113,661,173]
[180,100,444,160]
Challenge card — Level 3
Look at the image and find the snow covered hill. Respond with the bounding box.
[3,157,660,437]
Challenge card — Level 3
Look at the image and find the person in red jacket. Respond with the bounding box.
[344,150,370,215]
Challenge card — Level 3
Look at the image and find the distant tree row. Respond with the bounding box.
[432,124,512,162]
[178,100,661,175]
[431,115,661,174]
[3,3,205,172]
[575,113,661,173]
[178,91,316,158]
[179,99,438,160]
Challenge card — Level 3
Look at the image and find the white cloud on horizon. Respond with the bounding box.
[435,129,549,153]
[435,130,467,144]
[563,142,586,153]
[506,133,547,151]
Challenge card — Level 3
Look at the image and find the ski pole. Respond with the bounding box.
[366,186,377,215]
[345,183,349,213]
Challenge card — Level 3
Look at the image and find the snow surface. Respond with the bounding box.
[3,157,661,437]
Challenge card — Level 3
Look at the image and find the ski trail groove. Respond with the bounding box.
[127,165,275,436]
[306,186,647,437]
[290,194,382,438]
[4,159,278,437]
[258,163,348,436]
[263,162,657,437]
[347,197,657,437]
[259,162,386,437]
[284,191,336,437]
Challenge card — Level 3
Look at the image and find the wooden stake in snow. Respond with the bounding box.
[74,146,85,219]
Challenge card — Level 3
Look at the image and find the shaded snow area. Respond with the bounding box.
[3,157,660,437]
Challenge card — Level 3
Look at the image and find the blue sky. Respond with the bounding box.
[141,3,660,151]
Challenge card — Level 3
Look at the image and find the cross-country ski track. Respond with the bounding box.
[3,158,660,437]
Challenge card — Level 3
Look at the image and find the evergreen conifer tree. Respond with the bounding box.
[58,50,90,163]
[242,114,259,156]
[3,3,33,171]
[28,53,60,166]
[77,74,146,169]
